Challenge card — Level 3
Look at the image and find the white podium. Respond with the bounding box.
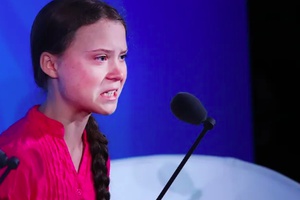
[110,154,300,200]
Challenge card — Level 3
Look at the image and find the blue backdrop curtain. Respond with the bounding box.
[0,0,252,162]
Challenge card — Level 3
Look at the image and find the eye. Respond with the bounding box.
[120,53,127,61]
[95,55,108,62]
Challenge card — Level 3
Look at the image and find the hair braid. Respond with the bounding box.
[86,115,110,200]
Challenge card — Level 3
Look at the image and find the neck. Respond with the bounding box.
[64,121,87,151]
[39,99,90,150]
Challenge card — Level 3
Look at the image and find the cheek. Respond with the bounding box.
[60,66,100,94]
[75,70,101,89]
[122,65,128,83]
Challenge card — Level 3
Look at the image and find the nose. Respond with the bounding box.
[106,60,126,81]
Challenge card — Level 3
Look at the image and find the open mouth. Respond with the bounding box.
[102,89,117,97]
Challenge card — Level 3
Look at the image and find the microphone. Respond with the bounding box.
[170,92,207,125]
[0,150,8,169]
[156,92,216,200]
[0,149,20,185]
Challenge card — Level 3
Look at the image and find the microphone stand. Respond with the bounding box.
[156,117,216,200]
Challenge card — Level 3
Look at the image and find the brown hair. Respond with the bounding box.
[30,0,126,199]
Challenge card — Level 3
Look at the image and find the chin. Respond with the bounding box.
[97,106,117,115]
[101,110,116,115]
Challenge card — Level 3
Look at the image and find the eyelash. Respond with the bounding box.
[120,54,127,61]
[95,55,108,62]
[95,54,127,62]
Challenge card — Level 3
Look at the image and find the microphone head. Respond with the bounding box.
[170,92,207,125]
[7,157,20,169]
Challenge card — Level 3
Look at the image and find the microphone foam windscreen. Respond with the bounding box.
[170,92,207,125]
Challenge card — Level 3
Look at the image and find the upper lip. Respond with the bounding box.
[101,88,118,93]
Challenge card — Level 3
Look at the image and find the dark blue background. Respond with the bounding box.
[0,0,252,162]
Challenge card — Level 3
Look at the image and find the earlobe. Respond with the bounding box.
[40,52,58,78]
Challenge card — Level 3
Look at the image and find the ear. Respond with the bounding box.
[40,52,59,78]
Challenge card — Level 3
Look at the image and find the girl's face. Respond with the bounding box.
[54,19,127,115]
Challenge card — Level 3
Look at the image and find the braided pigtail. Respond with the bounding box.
[86,115,110,200]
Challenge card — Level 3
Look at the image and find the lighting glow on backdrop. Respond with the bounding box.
[0,0,252,161]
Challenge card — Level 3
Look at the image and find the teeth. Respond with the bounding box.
[104,90,115,97]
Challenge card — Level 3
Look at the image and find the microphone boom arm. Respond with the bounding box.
[156,117,216,200]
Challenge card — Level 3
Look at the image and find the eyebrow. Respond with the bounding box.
[86,48,128,54]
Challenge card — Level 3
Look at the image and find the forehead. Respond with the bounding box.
[70,19,127,51]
